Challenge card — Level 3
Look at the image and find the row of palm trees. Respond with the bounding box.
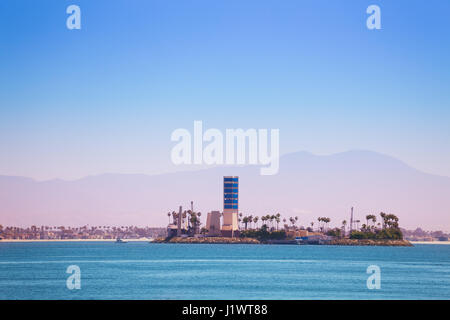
[0,224,162,239]
[239,213,294,231]
[336,213,400,237]
[0,225,141,233]
[163,209,400,235]
[239,213,334,232]
[239,213,397,234]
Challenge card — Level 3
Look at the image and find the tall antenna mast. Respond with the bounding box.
[177,206,182,236]
[350,207,354,233]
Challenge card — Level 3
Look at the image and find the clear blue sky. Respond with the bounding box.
[1,0,449,180]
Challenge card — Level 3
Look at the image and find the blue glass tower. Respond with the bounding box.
[223,176,238,210]
[222,176,239,235]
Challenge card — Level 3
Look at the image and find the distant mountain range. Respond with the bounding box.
[1,150,449,231]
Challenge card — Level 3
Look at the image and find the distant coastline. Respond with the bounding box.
[410,241,450,245]
[3,238,450,246]
[0,238,153,243]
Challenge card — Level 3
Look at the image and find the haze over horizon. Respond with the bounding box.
[1,150,449,232]
[3,149,450,182]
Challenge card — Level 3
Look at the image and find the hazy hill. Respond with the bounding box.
[1,150,449,230]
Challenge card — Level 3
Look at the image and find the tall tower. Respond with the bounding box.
[350,207,354,233]
[177,206,182,236]
[221,176,239,237]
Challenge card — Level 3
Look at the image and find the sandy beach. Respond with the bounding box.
[410,241,450,245]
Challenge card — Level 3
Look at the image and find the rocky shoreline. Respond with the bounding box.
[155,237,260,244]
[154,237,413,246]
[327,239,413,246]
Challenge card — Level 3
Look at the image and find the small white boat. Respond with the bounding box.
[115,238,127,243]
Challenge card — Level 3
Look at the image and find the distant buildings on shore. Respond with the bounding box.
[167,176,241,238]
[402,227,449,242]
[0,226,166,240]
[205,211,221,237]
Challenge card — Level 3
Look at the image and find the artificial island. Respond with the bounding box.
[157,176,412,246]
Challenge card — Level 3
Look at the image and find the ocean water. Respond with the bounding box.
[0,242,449,300]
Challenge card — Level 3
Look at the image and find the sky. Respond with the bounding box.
[0,0,449,181]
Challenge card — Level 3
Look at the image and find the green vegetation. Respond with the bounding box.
[240,224,286,241]
[326,228,342,238]
[349,212,403,240]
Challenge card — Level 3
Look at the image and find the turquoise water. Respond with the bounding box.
[0,242,449,299]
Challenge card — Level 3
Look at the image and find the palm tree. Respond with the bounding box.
[371,215,377,227]
[384,213,399,229]
[242,216,249,230]
[366,214,376,227]
[380,212,386,229]
[289,217,296,229]
[197,212,202,233]
[253,216,259,229]
[189,214,198,233]
[317,217,323,231]
[171,211,177,226]
[342,220,347,237]
[167,212,171,224]
[282,218,286,230]
[324,217,330,231]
